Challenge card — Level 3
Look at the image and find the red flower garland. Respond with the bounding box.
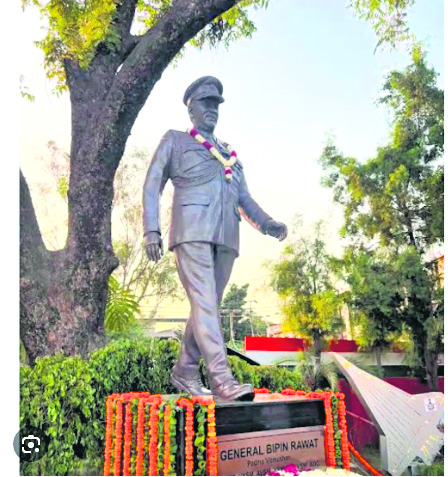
[177,398,195,476]
[348,440,383,476]
[255,388,271,393]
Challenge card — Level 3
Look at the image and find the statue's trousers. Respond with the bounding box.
[173,242,237,385]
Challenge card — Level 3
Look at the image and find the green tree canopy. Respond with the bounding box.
[320,48,444,389]
[320,47,443,252]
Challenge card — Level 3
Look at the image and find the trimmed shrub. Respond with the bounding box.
[199,355,308,391]
[88,337,180,469]
[229,356,308,391]
[20,354,96,476]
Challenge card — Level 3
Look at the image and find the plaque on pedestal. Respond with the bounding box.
[215,397,326,476]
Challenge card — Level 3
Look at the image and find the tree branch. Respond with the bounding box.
[99,0,239,169]
[122,34,141,61]
[111,0,139,54]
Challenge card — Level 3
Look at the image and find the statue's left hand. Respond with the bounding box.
[263,219,288,241]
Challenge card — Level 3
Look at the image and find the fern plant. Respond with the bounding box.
[105,275,140,333]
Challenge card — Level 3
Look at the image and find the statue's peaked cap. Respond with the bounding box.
[183,76,224,106]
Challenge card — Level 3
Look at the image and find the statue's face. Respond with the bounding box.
[188,97,220,133]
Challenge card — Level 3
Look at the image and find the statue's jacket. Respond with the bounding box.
[143,130,272,256]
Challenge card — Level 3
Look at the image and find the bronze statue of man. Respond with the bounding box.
[143,76,287,401]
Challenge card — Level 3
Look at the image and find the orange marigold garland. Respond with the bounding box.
[130,400,139,475]
[206,400,218,476]
[336,392,351,471]
[148,395,162,476]
[113,399,124,477]
[177,398,195,476]
[348,440,383,476]
[104,394,120,476]
[135,398,146,476]
[163,404,172,476]
[123,403,133,476]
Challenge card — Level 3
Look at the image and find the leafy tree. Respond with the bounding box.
[332,247,404,372]
[320,48,444,389]
[269,221,345,368]
[320,47,443,251]
[220,283,267,346]
[20,0,420,362]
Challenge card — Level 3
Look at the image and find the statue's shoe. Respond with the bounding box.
[212,381,255,402]
[170,373,212,396]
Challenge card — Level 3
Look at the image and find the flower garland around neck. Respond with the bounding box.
[188,128,237,182]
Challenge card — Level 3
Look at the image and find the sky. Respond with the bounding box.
[17,0,444,324]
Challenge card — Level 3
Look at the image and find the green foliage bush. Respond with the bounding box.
[420,460,445,476]
[20,354,96,476]
[229,356,308,391]
[20,337,306,475]
[199,355,308,391]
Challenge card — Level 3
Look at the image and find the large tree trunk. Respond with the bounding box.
[20,0,240,362]
[20,159,118,362]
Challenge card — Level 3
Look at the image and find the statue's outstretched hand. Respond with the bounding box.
[263,219,288,241]
[145,232,164,262]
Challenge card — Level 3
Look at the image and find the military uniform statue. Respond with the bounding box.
[143,76,287,401]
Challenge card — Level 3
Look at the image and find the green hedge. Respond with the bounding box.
[20,354,96,476]
[20,337,307,476]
